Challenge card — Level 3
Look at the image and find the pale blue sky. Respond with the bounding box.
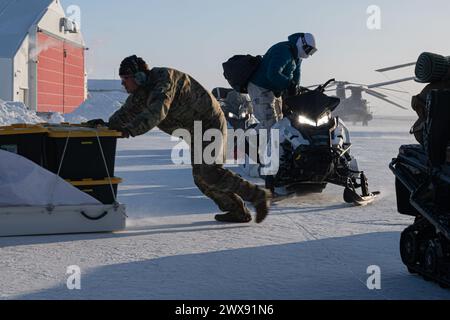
[63,0,450,113]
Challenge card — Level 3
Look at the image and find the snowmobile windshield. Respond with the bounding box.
[212,87,233,100]
[284,91,341,120]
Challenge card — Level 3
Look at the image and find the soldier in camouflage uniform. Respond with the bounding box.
[106,55,271,223]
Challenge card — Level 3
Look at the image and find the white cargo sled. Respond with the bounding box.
[0,204,126,237]
[0,149,126,237]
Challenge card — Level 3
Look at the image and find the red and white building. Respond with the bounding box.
[0,0,87,114]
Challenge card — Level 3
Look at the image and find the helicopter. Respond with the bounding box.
[306,79,410,126]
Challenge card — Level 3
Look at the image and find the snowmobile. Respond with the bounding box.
[212,87,258,130]
[390,89,450,288]
[225,103,259,131]
[262,79,380,206]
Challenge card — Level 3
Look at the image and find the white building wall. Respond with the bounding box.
[28,30,38,111]
[0,58,13,101]
[13,36,30,106]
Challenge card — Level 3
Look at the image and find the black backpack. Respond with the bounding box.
[222,55,263,94]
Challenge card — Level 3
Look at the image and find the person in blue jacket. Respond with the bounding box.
[248,33,317,131]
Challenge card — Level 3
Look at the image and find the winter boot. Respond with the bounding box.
[252,187,272,224]
[215,208,252,223]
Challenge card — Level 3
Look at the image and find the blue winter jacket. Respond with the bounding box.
[250,33,302,93]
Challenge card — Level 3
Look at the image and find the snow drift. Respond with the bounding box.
[64,80,127,123]
[0,100,43,125]
[0,79,127,126]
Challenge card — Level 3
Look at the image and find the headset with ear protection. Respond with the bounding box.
[134,71,147,86]
[130,56,148,86]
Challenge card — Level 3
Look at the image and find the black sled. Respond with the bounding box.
[390,89,450,288]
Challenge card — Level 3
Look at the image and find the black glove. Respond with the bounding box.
[274,91,283,98]
[298,86,310,94]
[287,83,298,96]
[120,127,131,139]
[85,119,109,128]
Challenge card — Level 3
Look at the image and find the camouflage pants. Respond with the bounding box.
[192,164,262,214]
[190,116,262,214]
[247,82,283,131]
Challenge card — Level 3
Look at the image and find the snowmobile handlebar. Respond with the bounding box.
[315,79,336,93]
[282,79,336,101]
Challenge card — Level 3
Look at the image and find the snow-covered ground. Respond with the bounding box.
[1,115,450,300]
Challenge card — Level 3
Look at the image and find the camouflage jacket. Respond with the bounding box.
[109,67,226,137]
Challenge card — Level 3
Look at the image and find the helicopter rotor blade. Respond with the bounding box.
[364,91,408,110]
[308,80,369,89]
[367,77,416,88]
[363,89,388,99]
[373,87,409,94]
[344,81,367,87]
[375,62,416,73]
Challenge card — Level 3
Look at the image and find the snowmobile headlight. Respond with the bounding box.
[228,112,236,119]
[298,115,317,127]
[298,115,330,127]
[240,112,247,118]
[317,114,330,127]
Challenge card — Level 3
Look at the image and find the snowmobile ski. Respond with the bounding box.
[344,187,380,206]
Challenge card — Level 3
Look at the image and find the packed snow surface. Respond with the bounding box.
[1,115,450,300]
